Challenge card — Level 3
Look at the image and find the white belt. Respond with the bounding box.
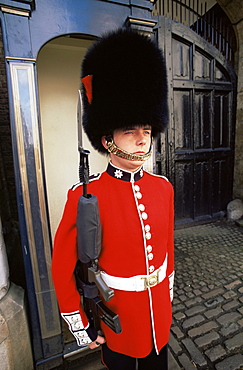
[100,254,167,292]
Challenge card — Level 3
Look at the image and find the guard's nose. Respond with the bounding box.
[136,132,147,146]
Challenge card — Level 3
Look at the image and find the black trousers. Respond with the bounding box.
[101,343,168,370]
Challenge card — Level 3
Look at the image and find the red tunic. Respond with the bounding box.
[52,163,174,358]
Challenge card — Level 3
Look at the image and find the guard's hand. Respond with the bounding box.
[88,334,106,349]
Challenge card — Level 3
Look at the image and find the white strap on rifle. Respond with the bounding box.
[100,254,167,292]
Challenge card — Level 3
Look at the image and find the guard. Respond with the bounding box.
[52,28,174,370]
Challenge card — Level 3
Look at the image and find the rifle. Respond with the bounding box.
[75,90,122,335]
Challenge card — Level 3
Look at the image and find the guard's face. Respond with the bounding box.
[102,126,152,172]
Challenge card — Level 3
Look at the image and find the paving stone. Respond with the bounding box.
[184,286,192,292]
[184,297,203,308]
[193,289,202,296]
[223,290,237,299]
[171,326,184,339]
[182,314,205,329]
[202,288,225,300]
[178,294,187,302]
[169,332,182,355]
[216,312,241,326]
[194,331,220,348]
[205,344,226,362]
[229,275,239,281]
[237,306,243,315]
[224,332,243,351]
[182,338,207,366]
[174,312,186,321]
[224,280,242,290]
[220,322,239,336]
[188,321,219,338]
[201,285,209,291]
[168,350,181,370]
[222,299,240,311]
[186,292,195,298]
[185,305,206,317]
[215,354,243,370]
[178,353,197,370]
[204,306,223,319]
[237,318,243,327]
[173,303,186,313]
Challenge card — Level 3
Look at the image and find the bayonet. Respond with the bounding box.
[77,90,90,192]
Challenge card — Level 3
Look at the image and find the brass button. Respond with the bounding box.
[144,224,150,232]
[148,253,154,260]
[149,265,155,273]
[145,232,151,240]
[142,212,148,220]
[146,245,152,253]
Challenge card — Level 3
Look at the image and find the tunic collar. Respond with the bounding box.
[106,162,144,182]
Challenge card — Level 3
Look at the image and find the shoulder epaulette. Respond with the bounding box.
[89,173,101,181]
[71,173,101,191]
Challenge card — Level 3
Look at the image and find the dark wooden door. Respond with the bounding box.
[155,17,236,225]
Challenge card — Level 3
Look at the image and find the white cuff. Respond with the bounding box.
[61,311,92,346]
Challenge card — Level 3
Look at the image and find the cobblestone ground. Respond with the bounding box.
[170,220,243,370]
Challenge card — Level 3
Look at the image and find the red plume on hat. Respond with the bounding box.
[81,28,168,154]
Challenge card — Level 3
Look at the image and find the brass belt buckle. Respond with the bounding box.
[143,269,160,290]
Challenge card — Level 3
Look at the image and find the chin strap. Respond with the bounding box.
[106,136,152,161]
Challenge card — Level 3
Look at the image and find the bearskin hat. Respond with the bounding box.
[81,28,168,154]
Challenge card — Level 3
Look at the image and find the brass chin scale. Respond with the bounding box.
[106,136,152,161]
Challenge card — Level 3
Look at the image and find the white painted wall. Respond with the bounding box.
[37,36,108,239]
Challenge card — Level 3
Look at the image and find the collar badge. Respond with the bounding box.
[114,169,123,179]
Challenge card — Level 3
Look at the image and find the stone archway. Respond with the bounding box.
[216,0,243,199]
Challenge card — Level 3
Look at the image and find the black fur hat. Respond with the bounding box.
[81,28,168,154]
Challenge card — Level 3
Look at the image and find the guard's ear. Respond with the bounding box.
[101,136,108,150]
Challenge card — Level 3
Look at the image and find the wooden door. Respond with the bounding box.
[155,17,236,225]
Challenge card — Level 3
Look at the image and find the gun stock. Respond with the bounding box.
[75,261,122,334]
